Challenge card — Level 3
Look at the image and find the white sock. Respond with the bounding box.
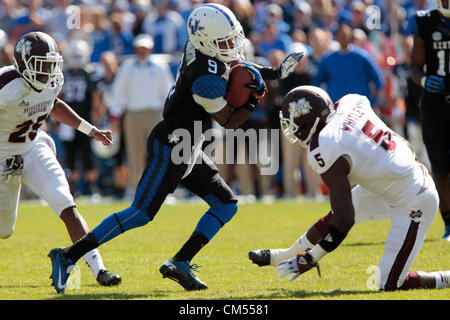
[82,249,105,278]
[433,271,450,289]
[270,233,314,265]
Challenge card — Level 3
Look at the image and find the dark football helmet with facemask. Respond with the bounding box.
[280,85,335,148]
[13,31,63,91]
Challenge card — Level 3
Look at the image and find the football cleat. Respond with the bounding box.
[96,269,122,286]
[48,247,74,294]
[159,258,208,291]
[248,249,271,267]
[441,225,450,242]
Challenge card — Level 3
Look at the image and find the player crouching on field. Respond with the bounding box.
[249,86,449,291]
[0,32,121,288]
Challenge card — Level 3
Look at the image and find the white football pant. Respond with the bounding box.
[0,130,75,238]
[352,174,439,290]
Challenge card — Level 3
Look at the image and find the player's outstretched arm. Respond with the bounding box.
[51,98,113,145]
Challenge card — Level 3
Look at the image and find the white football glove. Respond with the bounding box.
[276,256,301,281]
[275,253,320,281]
[278,52,304,79]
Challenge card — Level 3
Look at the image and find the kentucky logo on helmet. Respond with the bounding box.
[289,98,312,118]
[15,38,32,56]
[189,18,204,35]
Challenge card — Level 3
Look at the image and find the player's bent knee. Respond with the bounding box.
[211,202,238,225]
[118,206,151,231]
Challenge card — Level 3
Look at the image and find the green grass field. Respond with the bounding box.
[0,198,449,300]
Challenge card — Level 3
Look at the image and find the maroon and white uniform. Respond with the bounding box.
[308,94,439,290]
[0,65,74,239]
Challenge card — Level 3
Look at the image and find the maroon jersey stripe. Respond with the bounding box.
[384,220,419,290]
[309,131,320,151]
[0,68,20,90]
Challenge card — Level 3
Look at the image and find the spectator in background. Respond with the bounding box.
[132,1,151,36]
[109,13,134,59]
[391,35,430,169]
[110,0,136,34]
[291,0,315,35]
[58,39,99,197]
[0,29,13,67]
[9,0,50,43]
[307,27,333,73]
[142,0,186,54]
[313,23,385,104]
[92,51,130,199]
[266,4,291,35]
[88,6,111,63]
[279,42,323,199]
[47,0,71,44]
[257,23,291,58]
[0,0,18,35]
[110,34,174,192]
[350,1,369,33]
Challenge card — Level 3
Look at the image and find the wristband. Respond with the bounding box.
[77,118,96,138]
[318,225,347,252]
[420,76,427,88]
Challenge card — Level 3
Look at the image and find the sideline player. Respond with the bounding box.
[249,86,449,291]
[0,32,121,287]
[59,39,98,197]
[407,1,450,241]
[48,3,303,293]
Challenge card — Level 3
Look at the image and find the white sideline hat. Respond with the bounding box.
[133,34,154,49]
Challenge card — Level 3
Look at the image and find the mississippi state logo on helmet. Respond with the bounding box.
[187,4,245,63]
[13,31,64,90]
[280,85,334,148]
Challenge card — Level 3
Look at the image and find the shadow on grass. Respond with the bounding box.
[45,289,174,300]
[232,288,378,300]
[343,238,439,248]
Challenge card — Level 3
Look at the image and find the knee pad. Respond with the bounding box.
[93,206,151,245]
[195,203,238,240]
[115,206,151,231]
[209,203,238,225]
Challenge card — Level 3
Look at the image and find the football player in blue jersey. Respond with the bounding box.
[48,3,303,293]
[408,0,450,241]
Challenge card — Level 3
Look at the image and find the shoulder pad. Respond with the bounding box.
[308,130,342,175]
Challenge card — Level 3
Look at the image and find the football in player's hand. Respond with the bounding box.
[225,64,253,109]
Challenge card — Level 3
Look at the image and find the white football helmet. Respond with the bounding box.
[64,39,91,70]
[435,0,450,17]
[187,4,245,63]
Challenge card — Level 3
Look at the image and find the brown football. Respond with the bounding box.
[225,64,253,109]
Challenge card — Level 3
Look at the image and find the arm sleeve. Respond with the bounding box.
[191,74,228,114]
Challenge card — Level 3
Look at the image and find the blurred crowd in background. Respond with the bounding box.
[0,0,434,203]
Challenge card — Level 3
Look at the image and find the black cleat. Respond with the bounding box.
[159,258,208,291]
[96,269,122,286]
[249,249,271,267]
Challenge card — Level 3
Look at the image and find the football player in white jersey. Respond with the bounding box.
[249,86,449,291]
[0,32,121,288]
